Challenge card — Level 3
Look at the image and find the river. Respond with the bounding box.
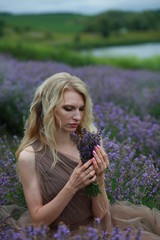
[82,43,160,59]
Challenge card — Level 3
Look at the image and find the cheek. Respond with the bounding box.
[80,111,85,119]
[62,112,73,121]
[56,110,67,120]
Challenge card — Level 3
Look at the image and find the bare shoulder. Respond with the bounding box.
[18,146,35,169]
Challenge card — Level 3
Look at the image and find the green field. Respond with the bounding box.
[0,13,87,33]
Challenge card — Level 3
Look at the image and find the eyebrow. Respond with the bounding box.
[63,104,85,108]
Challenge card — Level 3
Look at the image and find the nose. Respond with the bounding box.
[73,110,81,121]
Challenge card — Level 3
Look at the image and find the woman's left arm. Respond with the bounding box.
[91,145,109,219]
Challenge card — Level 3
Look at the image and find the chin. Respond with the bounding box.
[69,129,77,133]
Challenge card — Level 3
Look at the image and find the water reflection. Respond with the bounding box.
[82,43,160,58]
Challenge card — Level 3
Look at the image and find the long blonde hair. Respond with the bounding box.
[16,72,97,164]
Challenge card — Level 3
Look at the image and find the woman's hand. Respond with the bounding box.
[92,145,109,178]
[67,159,96,193]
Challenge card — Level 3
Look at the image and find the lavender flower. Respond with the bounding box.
[71,128,102,197]
[54,222,70,240]
[71,128,102,163]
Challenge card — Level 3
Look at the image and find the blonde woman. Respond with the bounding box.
[15,72,109,232]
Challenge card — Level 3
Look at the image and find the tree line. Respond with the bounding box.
[84,10,160,37]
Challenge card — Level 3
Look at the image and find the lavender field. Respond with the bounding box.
[0,54,160,239]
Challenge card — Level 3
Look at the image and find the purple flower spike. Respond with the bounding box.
[71,128,103,197]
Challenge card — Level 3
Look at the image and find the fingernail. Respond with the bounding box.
[97,145,101,148]
[93,150,96,155]
[92,158,95,162]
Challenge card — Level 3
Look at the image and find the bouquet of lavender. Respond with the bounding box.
[70,128,102,197]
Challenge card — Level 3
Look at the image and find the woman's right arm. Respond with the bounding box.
[18,146,96,227]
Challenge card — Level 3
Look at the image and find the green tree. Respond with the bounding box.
[0,20,5,37]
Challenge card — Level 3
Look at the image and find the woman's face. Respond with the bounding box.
[55,89,85,134]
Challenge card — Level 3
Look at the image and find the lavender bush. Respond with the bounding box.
[103,135,160,206]
[0,220,142,240]
[0,54,159,239]
[94,103,160,159]
[0,136,26,207]
[0,54,160,133]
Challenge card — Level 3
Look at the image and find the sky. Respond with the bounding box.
[0,0,160,15]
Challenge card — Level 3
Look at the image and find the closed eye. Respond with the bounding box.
[63,107,73,111]
[79,107,85,111]
[63,105,85,112]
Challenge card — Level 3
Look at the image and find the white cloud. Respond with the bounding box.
[0,0,159,14]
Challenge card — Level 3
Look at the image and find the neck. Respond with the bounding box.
[55,130,74,149]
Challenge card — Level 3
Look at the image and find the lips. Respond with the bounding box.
[69,124,79,127]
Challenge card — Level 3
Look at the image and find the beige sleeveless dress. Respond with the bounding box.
[1,141,160,239]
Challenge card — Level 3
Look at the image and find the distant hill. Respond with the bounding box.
[0,12,88,33]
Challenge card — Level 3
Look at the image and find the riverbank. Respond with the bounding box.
[68,31,160,50]
[0,41,160,71]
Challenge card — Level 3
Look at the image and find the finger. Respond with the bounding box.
[75,161,83,170]
[97,145,107,157]
[87,169,95,179]
[83,169,95,183]
[93,150,102,165]
[94,147,103,160]
[82,159,93,171]
[89,174,97,184]
[97,146,109,163]
[105,160,110,170]
[85,170,96,181]
[92,157,99,171]
[86,165,94,173]
[94,147,107,168]
[85,164,95,175]
[93,150,107,173]
[73,162,83,177]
